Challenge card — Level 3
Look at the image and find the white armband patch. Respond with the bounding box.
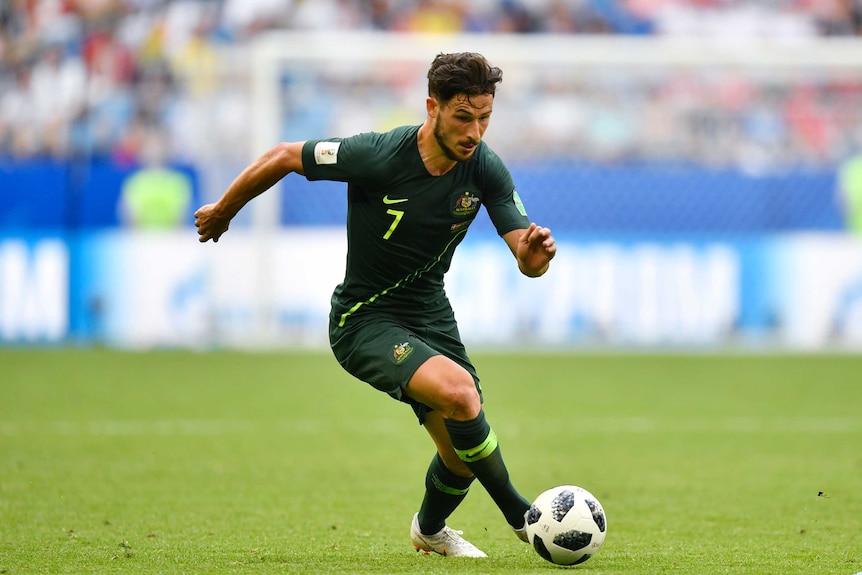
[314,141,341,165]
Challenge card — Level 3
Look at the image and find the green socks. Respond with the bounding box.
[444,410,530,528]
[417,453,475,534]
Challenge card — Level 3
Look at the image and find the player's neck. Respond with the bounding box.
[417,120,457,177]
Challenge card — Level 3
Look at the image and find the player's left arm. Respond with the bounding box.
[503,223,556,278]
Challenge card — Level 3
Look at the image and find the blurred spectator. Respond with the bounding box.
[1,64,41,156]
[118,128,193,228]
[807,0,861,36]
[30,42,87,155]
[221,0,292,37]
[291,0,365,30]
[837,152,862,235]
[400,0,464,33]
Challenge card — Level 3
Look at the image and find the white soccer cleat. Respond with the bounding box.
[513,508,530,542]
[512,522,529,543]
[410,513,488,558]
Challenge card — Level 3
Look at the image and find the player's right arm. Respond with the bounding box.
[194,141,305,243]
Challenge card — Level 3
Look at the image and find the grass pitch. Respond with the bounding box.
[1,349,860,574]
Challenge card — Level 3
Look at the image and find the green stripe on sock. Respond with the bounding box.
[431,473,471,496]
[455,428,498,463]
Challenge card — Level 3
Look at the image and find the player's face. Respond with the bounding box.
[432,93,493,162]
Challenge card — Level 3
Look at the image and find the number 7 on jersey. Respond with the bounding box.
[383,208,404,240]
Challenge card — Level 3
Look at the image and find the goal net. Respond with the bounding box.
[245,31,862,234]
[192,32,862,349]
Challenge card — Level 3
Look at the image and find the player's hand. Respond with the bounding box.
[194,203,231,243]
[517,223,556,277]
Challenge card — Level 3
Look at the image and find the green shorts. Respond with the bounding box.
[329,314,482,424]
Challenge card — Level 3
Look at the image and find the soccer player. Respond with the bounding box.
[194,52,556,558]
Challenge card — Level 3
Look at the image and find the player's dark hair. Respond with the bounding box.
[427,52,502,104]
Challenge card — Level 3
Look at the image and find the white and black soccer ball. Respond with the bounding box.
[525,485,607,566]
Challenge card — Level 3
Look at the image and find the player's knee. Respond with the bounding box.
[438,377,481,421]
[407,356,481,420]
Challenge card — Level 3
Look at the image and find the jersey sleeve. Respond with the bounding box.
[480,148,530,236]
[301,133,380,184]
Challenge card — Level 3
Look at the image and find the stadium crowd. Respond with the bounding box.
[1,0,862,166]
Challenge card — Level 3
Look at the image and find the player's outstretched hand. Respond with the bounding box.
[194,203,231,243]
[517,223,556,277]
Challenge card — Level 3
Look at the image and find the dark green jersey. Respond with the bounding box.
[302,125,529,328]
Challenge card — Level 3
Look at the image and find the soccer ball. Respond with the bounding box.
[525,485,607,566]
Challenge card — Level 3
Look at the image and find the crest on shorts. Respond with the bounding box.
[392,341,414,364]
[451,190,481,217]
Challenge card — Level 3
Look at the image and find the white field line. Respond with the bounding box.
[0,416,859,437]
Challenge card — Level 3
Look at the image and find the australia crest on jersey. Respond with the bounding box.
[451,190,481,218]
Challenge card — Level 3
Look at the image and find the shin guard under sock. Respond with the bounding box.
[417,453,475,534]
[444,410,530,527]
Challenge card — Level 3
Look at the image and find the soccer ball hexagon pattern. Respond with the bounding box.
[525,485,607,566]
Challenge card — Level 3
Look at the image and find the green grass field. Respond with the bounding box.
[1,349,860,574]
